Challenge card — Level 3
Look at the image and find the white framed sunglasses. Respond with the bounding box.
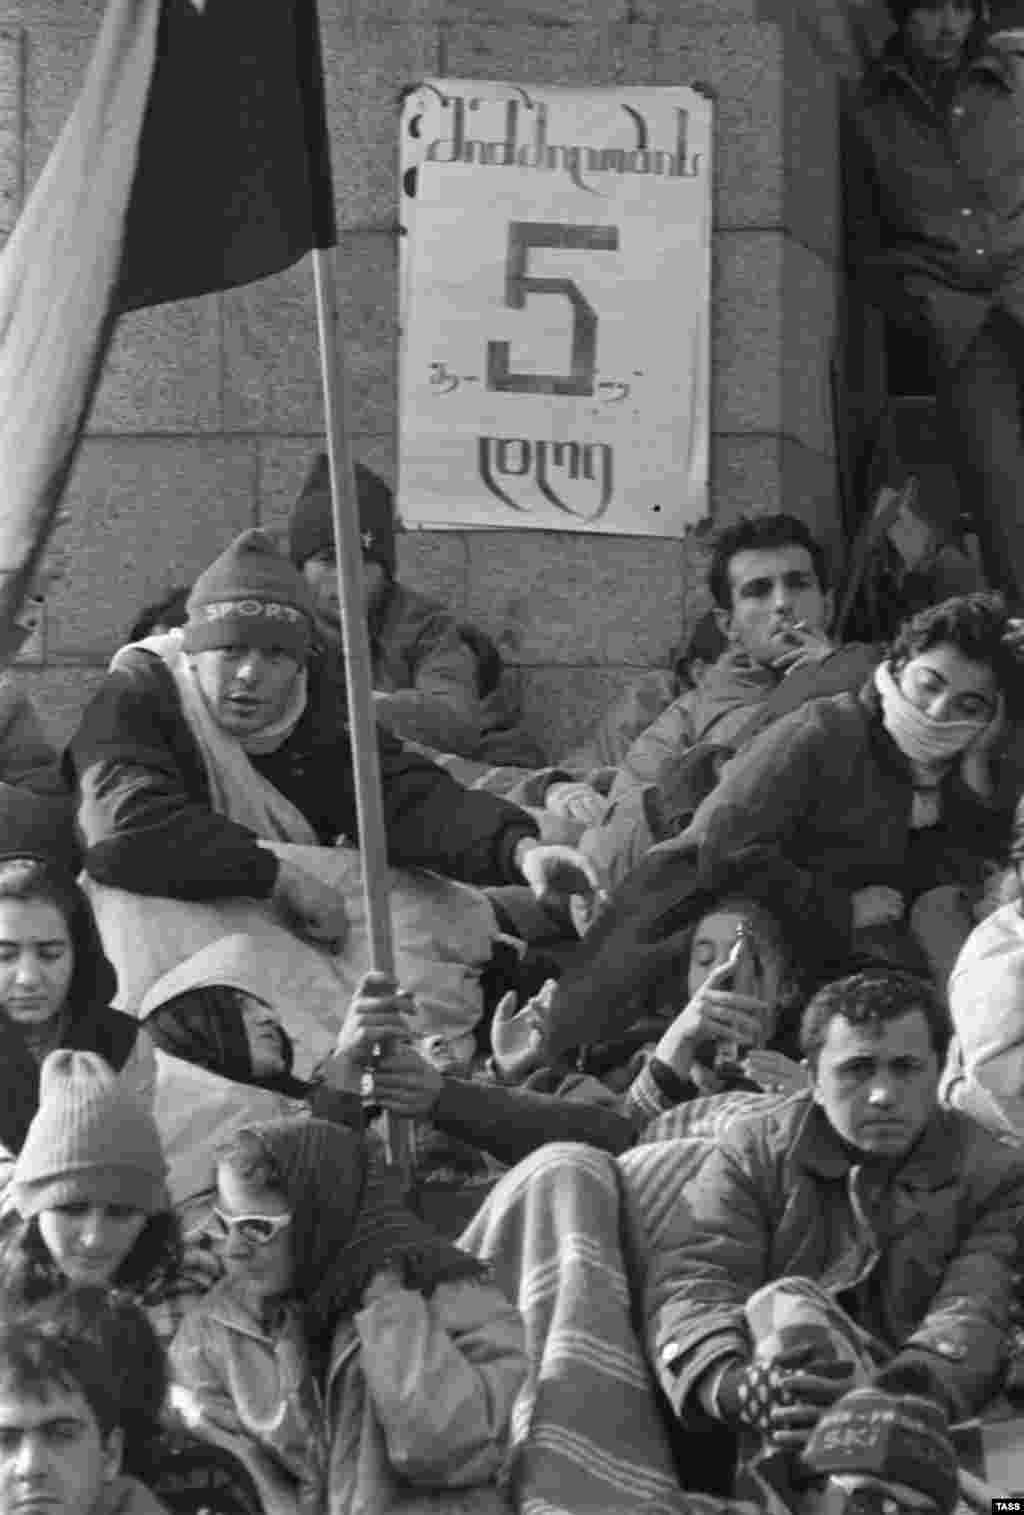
[210,1208,292,1246]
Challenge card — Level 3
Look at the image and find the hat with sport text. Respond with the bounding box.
[183,528,314,661]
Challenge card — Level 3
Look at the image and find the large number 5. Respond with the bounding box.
[486,221,620,397]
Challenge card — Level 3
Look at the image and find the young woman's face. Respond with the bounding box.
[37,1202,148,1285]
[896,642,998,724]
[214,1165,294,1303]
[238,998,289,1078]
[687,906,787,1019]
[0,900,74,1028]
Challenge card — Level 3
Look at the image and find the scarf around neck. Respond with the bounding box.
[873,661,987,828]
[874,660,986,766]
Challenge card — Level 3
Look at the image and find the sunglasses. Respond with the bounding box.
[210,1208,292,1246]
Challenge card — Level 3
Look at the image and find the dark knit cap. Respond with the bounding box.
[11,1050,169,1218]
[234,1118,483,1338]
[183,529,314,661]
[288,453,397,577]
[803,1387,959,1515]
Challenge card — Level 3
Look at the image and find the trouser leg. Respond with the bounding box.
[937,312,1024,608]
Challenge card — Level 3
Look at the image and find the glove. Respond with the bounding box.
[802,1385,958,1515]
[716,1360,799,1435]
[716,1351,854,1447]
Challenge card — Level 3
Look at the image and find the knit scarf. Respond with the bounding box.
[114,633,316,845]
[873,661,986,828]
[242,1118,485,1343]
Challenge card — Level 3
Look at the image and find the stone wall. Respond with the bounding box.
[1,0,886,756]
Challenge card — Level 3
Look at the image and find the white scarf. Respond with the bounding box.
[873,661,986,829]
[112,631,317,845]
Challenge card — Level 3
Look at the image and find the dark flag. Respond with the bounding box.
[0,0,336,657]
[118,0,336,310]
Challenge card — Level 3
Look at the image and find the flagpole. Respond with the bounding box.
[311,246,411,1184]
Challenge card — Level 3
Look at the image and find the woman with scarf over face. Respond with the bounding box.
[683,592,1021,992]
[170,1117,527,1515]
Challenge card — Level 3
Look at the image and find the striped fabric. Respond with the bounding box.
[458,1141,762,1515]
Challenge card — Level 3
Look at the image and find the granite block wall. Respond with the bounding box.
[1,0,887,754]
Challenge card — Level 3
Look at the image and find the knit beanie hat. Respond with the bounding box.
[182,529,314,661]
[11,1050,169,1218]
[803,1386,959,1515]
[236,1118,483,1338]
[288,453,397,578]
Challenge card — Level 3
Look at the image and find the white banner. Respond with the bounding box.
[398,79,712,537]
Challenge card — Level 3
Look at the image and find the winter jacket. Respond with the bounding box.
[611,644,882,801]
[646,1092,1024,1424]
[685,681,1011,938]
[170,1271,526,1515]
[943,899,1024,1141]
[610,650,781,797]
[846,33,1024,368]
[98,1476,171,1515]
[68,642,538,902]
[369,581,483,758]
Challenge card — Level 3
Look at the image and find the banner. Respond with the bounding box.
[0,0,335,658]
[398,79,712,537]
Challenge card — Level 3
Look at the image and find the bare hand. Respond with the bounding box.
[771,622,833,675]
[851,884,905,930]
[654,947,769,1079]
[742,1049,809,1096]
[325,971,414,1091]
[368,1042,444,1117]
[546,781,611,826]
[362,1264,406,1305]
[271,859,348,951]
[1004,618,1024,658]
[517,840,601,912]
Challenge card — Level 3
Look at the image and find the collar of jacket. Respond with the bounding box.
[791,1096,963,1190]
[200,1279,303,1343]
[866,34,1010,108]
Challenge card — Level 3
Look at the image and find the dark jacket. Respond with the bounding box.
[369,580,484,757]
[0,872,137,1154]
[685,681,1012,938]
[846,34,1024,367]
[67,644,538,901]
[646,1093,1024,1423]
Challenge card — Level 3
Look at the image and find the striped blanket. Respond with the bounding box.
[459,1127,1024,1515]
[458,1140,761,1515]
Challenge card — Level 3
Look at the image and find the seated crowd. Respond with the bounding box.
[6,204,1024,1508]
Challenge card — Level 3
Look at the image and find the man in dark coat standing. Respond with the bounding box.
[846,0,1024,606]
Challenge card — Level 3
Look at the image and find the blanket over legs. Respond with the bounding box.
[458,1141,764,1515]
